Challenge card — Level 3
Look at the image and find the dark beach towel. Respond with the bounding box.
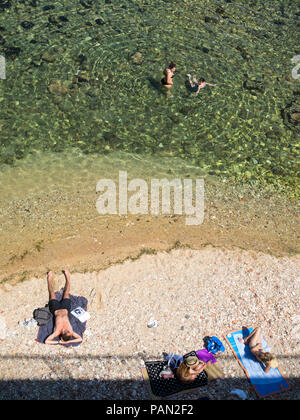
[37,289,88,347]
[144,351,208,398]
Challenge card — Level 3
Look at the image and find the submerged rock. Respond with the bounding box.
[20,21,35,29]
[103,131,122,147]
[236,45,252,61]
[3,45,21,58]
[58,16,69,23]
[48,80,68,95]
[291,112,300,123]
[31,56,43,67]
[76,54,87,65]
[264,128,283,140]
[48,15,61,25]
[179,106,194,116]
[215,6,225,14]
[0,1,11,11]
[80,0,93,8]
[41,52,55,62]
[76,73,90,83]
[95,17,105,25]
[42,5,55,11]
[243,76,265,94]
[130,51,144,65]
[204,16,219,24]
[282,94,300,133]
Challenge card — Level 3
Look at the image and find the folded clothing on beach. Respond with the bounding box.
[143,351,208,398]
[196,349,217,364]
[203,336,225,354]
[37,290,88,347]
[224,327,290,398]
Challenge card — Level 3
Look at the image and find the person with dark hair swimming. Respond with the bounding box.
[161,61,176,89]
[186,74,216,94]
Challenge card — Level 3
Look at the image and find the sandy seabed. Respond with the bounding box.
[0,246,299,400]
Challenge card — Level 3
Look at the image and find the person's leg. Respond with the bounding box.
[47,271,56,301]
[62,270,71,299]
[187,74,195,87]
[245,327,262,346]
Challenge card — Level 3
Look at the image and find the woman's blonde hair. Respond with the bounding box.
[176,356,200,379]
[259,352,278,368]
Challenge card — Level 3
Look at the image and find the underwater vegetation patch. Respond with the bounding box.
[0,0,299,195]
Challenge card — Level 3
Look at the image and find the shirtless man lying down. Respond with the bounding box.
[45,270,82,345]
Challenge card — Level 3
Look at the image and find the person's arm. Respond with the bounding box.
[45,331,60,345]
[206,83,216,86]
[264,364,271,374]
[196,85,202,94]
[192,362,207,375]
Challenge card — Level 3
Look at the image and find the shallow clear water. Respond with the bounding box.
[0,0,299,193]
[0,148,208,206]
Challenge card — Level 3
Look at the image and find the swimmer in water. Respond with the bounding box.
[186,74,216,94]
[161,61,176,89]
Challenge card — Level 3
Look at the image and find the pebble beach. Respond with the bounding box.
[0,247,299,400]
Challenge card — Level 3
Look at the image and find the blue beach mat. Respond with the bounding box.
[224,327,290,398]
[37,289,88,347]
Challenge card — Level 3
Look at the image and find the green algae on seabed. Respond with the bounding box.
[0,0,299,196]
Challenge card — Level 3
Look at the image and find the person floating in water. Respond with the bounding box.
[186,74,216,94]
[161,61,176,89]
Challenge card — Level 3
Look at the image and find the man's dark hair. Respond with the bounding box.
[61,333,72,342]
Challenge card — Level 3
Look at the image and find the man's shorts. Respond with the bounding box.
[48,298,71,315]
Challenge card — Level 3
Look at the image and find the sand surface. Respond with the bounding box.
[1,169,299,286]
[0,247,299,400]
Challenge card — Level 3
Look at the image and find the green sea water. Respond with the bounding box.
[0,0,299,195]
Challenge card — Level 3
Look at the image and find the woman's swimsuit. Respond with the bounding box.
[249,343,261,350]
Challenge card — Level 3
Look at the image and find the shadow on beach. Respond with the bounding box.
[0,353,298,400]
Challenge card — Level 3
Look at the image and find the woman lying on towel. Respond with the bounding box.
[176,356,211,384]
[239,326,278,373]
